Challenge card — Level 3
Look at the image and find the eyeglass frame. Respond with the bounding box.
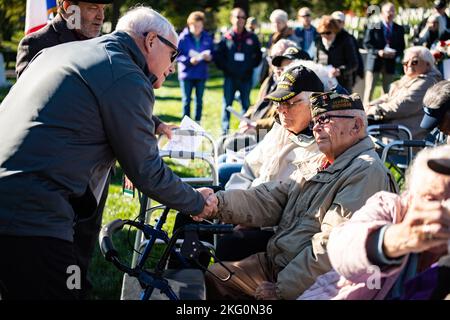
[143,32,180,62]
[309,114,355,130]
[273,98,305,109]
[402,58,420,67]
[319,31,333,36]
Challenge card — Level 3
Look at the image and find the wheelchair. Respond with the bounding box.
[368,124,436,187]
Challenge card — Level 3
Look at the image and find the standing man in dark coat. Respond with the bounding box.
[363,2,405,105]
[214,7,262,135]
[14,0,177,300]
[0,6,210,300]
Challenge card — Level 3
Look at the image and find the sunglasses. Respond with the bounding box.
[143,32,180,63]
[234,15,247,20]
[299,14,311,17]
[320,31,332,36]
[402,59,419,67]
[309,114,355,130]
[274,98,304,109]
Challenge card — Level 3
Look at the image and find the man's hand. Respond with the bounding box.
[254,281,279,300]
[156,122,178,139]
[329,67,341,78]
[192,188,218,221]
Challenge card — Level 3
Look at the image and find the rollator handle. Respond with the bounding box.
[99,219,126,261]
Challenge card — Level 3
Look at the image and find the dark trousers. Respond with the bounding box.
[180,79,206,122]
[72,175,110,299]
[215,227,274,262]
[221,77,252,133]
[0,235,79,300]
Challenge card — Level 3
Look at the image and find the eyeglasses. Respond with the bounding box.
[320,31,332,36]
[309,114,355,130]
[234,15,247,20]
[143,32,180,63]
[299,14,311,17]
[274,99,304,109]
[402,59,420,67]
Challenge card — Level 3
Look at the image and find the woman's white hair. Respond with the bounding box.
[284,60,338,91]
[404,46,435,67]
[405,145,450,193]
[116,6,177,41]
[270,9,288,23]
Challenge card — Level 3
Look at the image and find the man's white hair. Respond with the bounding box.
[116,6,177,41]
[285,60,338,91]
[334,109,368,134]
[270,9,288,23]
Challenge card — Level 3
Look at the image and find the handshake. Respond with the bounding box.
[193,187,219,221]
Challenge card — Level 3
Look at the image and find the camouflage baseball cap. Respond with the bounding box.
[265,65,324,102]
[310,92,364,118]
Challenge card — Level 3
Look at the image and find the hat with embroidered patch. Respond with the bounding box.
[271,46,311,66]
[264,65,324,102]
[309,91,364,118]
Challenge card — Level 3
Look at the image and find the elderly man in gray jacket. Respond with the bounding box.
[196,91,398,300]
[0,7,214,300]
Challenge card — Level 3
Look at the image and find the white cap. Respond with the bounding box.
[331,11,345,22]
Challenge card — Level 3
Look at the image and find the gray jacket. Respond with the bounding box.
[0,31,204,242]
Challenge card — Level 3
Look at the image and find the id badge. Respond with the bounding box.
[234,52,245,62]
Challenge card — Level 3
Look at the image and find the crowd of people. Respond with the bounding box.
[0,0,449,301]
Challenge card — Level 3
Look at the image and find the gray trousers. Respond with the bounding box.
[363,67,394,105]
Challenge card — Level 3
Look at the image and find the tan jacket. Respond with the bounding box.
[368,68,442,140]
[225,122,319,190]
[215,137,398,299]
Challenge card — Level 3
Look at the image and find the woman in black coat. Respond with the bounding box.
[315,16,359,93]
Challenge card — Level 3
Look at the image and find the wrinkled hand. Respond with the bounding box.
[383,199,450,258]
[192,188,218,222]
[238,120,256,134]
[123,175,134,190]
[156,122,178,139]
[254,281,279,300]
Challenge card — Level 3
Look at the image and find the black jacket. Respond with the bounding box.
[363,22,405,74]
[315,31,359,92]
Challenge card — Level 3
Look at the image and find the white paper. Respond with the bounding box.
[189,49,211,62]
[234,52,245,61]
[162,116,206,166]
[443,59,450,80]
[226,106,252,124]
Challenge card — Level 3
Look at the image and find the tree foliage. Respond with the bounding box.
[0,0,26,42]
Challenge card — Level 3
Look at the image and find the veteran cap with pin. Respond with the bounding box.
[309,91,364,118]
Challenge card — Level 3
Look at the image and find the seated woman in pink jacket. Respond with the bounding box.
[299,145,450,300]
